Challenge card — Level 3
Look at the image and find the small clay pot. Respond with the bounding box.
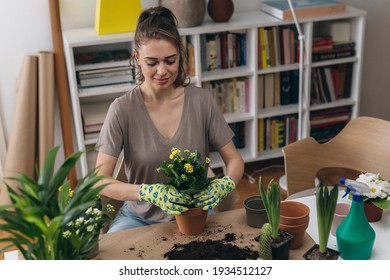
[280,200,310,225]
[364,202,383,222]
[243,196,268,228]
[175,207,208,235]
[279,221,309,249]
[160,0,206,27]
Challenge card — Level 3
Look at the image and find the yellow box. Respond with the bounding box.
[95,0,142,35]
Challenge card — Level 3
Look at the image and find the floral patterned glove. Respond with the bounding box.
[193,176,236,210]
[138,183,192,215]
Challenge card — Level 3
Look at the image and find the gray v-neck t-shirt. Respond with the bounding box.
[96,84,234,221]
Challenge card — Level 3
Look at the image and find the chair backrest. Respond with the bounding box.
[282,116,390,197]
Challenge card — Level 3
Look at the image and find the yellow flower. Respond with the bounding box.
[184,163,194,173]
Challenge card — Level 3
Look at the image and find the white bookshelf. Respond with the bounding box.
[63,6,366,177]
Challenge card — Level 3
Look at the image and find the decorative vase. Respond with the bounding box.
[279,201,310,249]
[175,207,208,235]
[243,195,268,228]
[207,0,234,23]
[160,0,206,28]
[364,202,383,222]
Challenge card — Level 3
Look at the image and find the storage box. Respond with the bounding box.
[95,0,142,35]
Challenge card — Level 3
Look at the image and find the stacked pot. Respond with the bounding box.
[279,201,310,249]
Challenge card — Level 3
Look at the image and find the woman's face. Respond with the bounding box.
[135,39,180,90]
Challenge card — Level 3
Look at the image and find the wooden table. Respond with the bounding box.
[96,208,315,260]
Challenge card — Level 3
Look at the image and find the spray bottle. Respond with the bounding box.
[336,178,375,260]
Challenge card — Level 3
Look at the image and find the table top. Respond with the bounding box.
[288,190,390,260]
[96,208,315,260]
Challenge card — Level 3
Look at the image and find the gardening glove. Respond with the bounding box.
[138,183,192,215]
[193,176,236,210]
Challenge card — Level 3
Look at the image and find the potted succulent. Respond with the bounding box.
[157,147,214,235]
[303,182,340,260]
[258,177,293,260]
[0,146,114,259]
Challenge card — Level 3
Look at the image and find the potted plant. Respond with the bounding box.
[258,177,293,260]
[0,146,114,259]
[303,182,340,260]
[157,147,214,235]
[352,172,390,222]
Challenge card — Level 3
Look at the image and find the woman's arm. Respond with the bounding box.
[95,152,140,201]
[218,140,244,184]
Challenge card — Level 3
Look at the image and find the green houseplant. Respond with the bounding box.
[303,182,340,260]
[0,146,113,259]
[259,177,293,260]
[157,147,213,235]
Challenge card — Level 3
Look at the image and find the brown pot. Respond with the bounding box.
[279,221,309,249]
[207,0,234,23]
[175,207,208,235]
[280,201,310,225]
[279,200,310,249]
[364,202,383,222]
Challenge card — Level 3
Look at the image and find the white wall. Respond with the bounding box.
[1,0,389,154]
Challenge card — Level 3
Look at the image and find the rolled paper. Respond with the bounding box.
[0,56,38,205]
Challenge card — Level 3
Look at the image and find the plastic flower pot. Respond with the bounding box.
[243,195,268,228]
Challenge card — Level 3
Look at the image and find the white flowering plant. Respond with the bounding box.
[0,146,113,259]
[354,172,390,210]
[156,148,214,197]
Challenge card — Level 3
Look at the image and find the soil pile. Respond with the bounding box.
[163,233,259,260]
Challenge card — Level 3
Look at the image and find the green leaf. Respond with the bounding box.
[372,199,390,209]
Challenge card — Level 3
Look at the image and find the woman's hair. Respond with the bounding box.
[130,6,190,87]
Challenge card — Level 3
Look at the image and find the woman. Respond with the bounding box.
[95,6,244,233]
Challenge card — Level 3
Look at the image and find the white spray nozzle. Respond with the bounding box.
[339,178,370,197]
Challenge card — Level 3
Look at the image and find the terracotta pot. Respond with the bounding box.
[279,221,309,249]
[160,0,206,27]
[331,203,350,236]
[243,195,268,228]
[280,200,310,225]
[279,200,310,249]
[207,0,234,23]
[364,202,383,222]
[175,207,208,235]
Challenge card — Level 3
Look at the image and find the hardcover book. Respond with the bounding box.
[261,0,347,21]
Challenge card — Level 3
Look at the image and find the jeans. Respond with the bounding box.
[107,201,217,233]
[107,201,160,233]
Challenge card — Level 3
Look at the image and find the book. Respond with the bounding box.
[261,0,347,21]
[312,49,355,62]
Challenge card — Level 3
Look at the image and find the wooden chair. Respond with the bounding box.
[282,116,390,198]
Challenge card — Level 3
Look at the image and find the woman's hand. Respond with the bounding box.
[193,176,236,210]
[138,183,192,215]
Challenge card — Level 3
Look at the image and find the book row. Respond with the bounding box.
[200,30,247,72]
[311,63,353,104]
[310,106,351,143]
[204,78,249,114]
[258,70,299,110]
[258,25,299,69]
[258,115,298,152]
[229,122,246,149]
[77,65,134,88]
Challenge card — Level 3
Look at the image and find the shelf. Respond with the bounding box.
[63,6,366,178]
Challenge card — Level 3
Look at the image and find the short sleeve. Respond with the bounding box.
[95,99,124,158]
